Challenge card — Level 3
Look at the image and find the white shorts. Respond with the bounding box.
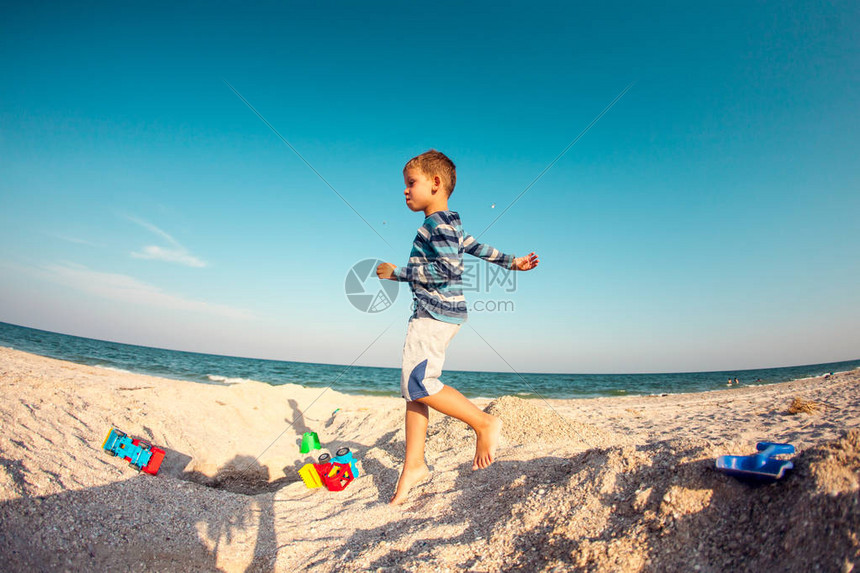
[400,316,461,401]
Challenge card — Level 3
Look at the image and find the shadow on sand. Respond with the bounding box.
[3,422,858,572]
[0,425,395,572]
[0,449,292,572]
[305,435,860,572]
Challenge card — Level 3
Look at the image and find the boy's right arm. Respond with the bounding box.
[377,223,462,283]
[376,262,397,280]
[377,253,461,283]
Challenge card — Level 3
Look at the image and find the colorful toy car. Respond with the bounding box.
[299,446,358,491]
[102,427,165,475]
[318,446,360,479]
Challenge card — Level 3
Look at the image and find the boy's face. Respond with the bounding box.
[403,168,438,213]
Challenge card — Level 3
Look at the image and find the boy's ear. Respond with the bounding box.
[432,175,442,192]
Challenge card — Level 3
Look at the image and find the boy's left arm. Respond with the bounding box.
[463,234,539,271]
[511,251,540,271]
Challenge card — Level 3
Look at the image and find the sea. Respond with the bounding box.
[1,321,857,400]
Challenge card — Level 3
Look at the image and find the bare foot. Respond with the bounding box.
[473,415,503,470]
[389,463,430,505]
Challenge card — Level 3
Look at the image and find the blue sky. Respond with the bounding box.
[1,1,858,373]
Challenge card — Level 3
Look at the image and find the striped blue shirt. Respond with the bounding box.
[394,210,515,324]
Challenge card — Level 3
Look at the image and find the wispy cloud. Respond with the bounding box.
[49,233,103,248]
[132,245,208,268]
[36,262,254,320]
[127,216,207,268]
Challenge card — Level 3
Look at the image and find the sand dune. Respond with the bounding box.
[0,346,858,571]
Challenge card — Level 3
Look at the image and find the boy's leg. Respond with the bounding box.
[393,315,502,504]
[401,317,502,470]
[390,400,431,505]
[418,385,503,470]
[392,316,456,505]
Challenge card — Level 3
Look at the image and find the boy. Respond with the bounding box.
[376,150,539,505]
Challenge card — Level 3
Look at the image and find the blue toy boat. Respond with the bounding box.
[715,442,795,481]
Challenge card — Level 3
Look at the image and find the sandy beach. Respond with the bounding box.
[0,345,858,572]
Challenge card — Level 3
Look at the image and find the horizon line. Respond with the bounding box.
[1,319,857,378]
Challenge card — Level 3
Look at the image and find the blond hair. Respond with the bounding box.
[404,149,457,196]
